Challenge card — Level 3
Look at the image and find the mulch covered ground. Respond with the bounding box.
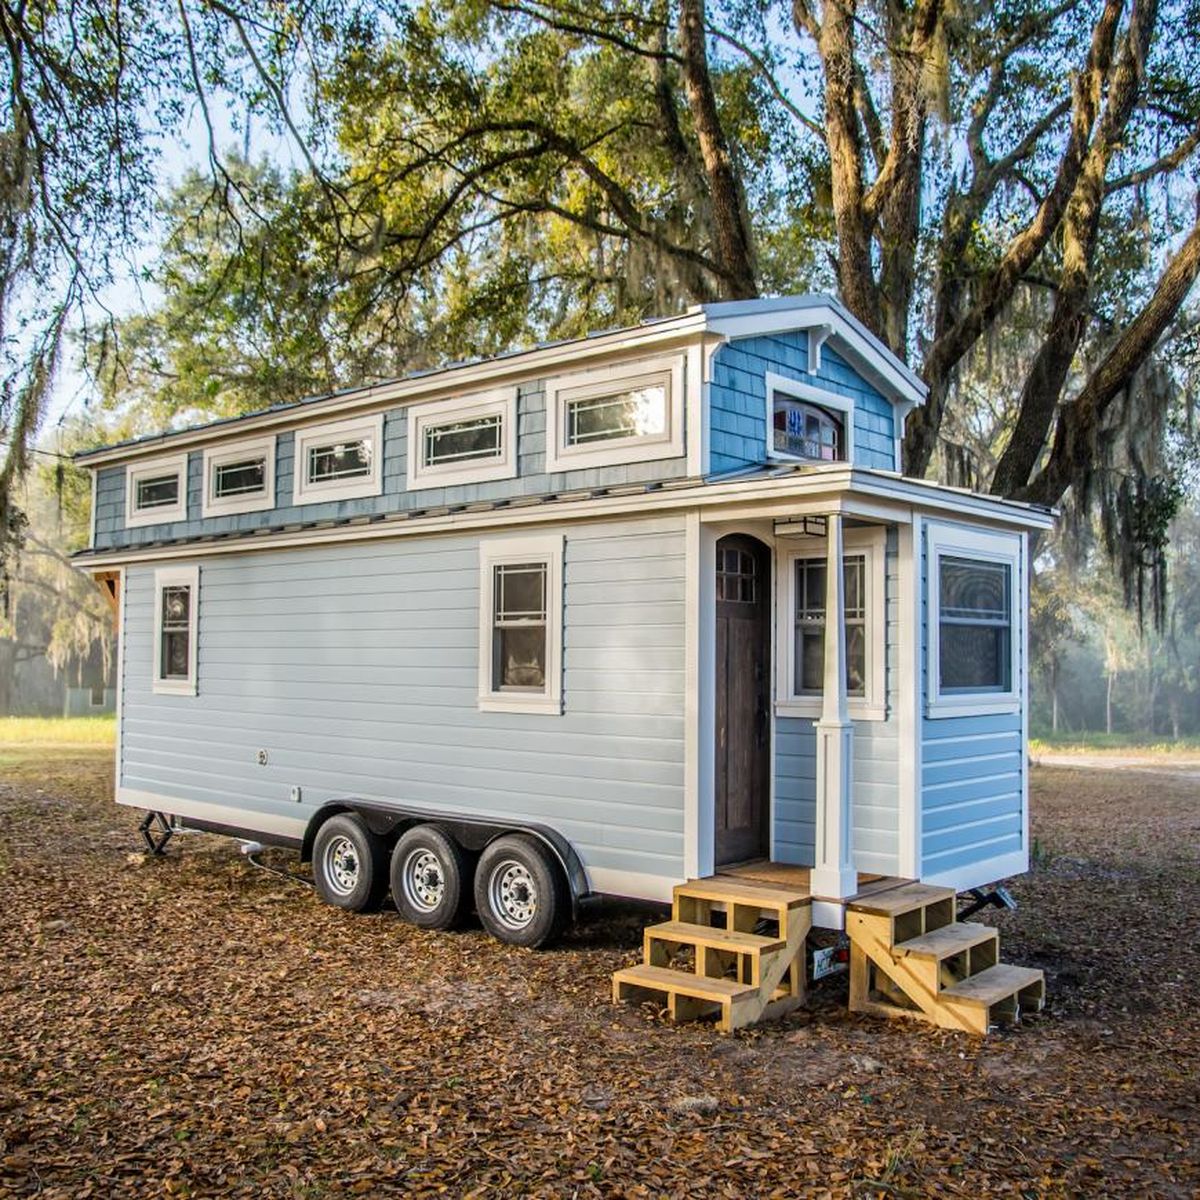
[0,750,1197,1198]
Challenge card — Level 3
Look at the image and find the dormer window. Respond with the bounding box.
[774,399,842,461]
[765,373,855,466]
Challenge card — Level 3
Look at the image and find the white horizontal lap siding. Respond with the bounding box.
[118,515,689,890]
[772,527,901,875]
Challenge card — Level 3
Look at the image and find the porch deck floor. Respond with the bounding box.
[716,861,914,903]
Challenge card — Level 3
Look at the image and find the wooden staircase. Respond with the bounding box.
[846,883,1045,1035]
[612,877,813,1032]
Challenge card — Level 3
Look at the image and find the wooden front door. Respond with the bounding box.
[714,535,770,866]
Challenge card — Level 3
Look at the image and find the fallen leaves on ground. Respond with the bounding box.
[0,751,1197,1197]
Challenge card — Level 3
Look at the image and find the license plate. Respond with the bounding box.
[812,945,847,980]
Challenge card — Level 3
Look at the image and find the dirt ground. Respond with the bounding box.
[0,749,1197,1198]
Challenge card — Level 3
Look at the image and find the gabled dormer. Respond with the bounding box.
[700,296,925,476]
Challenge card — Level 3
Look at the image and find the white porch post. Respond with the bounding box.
[812,512,857,900]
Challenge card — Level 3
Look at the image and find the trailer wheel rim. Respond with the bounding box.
[323,835,360,897]
[489,859,537,930]
[401,847,446,912]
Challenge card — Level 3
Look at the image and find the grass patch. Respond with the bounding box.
[0,715,116,750]
[1030,731,1200,755]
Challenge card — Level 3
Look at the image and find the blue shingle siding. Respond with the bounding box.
[119,514,689,887]
[772,527,901,876]
[92,382,689,550]
[708,334,898,474]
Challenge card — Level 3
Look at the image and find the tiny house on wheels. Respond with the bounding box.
[75,295,1051,1036]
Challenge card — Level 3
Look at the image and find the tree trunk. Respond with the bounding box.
[1051,661,1060,734]
[1106,671,1115,735]
[991,0,1159,498]
[817,0,882,336]
[677,0,758,300]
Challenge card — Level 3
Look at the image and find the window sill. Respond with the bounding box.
[153,679,197,697]
[926,696,1019,719]
[478,694,562,716]
[775,699,886,722]
[201,492,275,518]
[292,477,382,505]
[408,457,517,490]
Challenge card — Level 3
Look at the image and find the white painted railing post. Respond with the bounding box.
[812,511,857,900]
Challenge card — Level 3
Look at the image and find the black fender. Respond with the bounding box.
[301,799,591,915]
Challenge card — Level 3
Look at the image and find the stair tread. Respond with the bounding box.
[613,963,755,1001]
[647,920,785,954]
[848,883,956,917]
[941,963,1045,1007]
[676,877,811,910]
[895,922,998,959]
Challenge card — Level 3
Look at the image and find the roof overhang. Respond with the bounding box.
[72,466,1055,571]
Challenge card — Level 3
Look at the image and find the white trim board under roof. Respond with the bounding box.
[74,466,1055,571]
[74,295,926,468]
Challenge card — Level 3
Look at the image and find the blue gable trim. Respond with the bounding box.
[708,332,897,475]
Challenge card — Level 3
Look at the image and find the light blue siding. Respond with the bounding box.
[709,335,898,474]
[119,515,688,886]
[773,526,901,876]
[94,385,690,551]
[918,525,1027,881]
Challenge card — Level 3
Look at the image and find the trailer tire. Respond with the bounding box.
[312,813,389,912]
[391,825,470,930]
[474,834,568,949]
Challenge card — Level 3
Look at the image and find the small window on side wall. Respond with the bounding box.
[479,535,563,714]
[544,356,684,473]
[292,414,384,505]
[764,373,855,466]
[927,523,1022,717]
[126,454,188,528]
[153,565,199,695]
[202,436,276,517]
[407,389,518,488]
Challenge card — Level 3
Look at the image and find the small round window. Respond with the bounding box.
[772,396,844,462]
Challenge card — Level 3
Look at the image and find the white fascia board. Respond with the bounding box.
[702,301,928,408]
[72,466,1055,572]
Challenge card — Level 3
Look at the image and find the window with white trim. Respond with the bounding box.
[478,535,563,714]
[292,414,384,505]
[126,454,188,528]
[544,356,684,472]
[407,390,517,488]
[153,565,199,695]
[927,523,1022,717]
[202,436,276,517]
[777,526,886,720]
[765,373,855,466]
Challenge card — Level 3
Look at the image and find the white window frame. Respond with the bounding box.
[478,533,564,715]
[292,413,385,505]
[926,521,1022,718]
[544,355,685,473]
[152,565,199,696]
[776,525,886,721]
[406,388,518,489]
[201,435,276,518]
[765,372,856,466]
[126,453,188,528]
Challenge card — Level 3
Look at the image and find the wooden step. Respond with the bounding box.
[646,920,786,957]
[941,964,1045,1009]
[895,922,998,961]
[613,963,755,1002]
[674,877,811,912]
[612,963,759,1032]
[848,882,956,918]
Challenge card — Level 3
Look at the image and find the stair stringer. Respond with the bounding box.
[846,910,972,1031]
